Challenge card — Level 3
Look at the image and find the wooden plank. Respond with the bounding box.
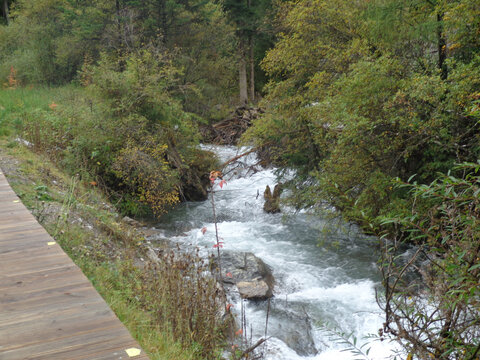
[0,212,39,224]
[0,236,54,254]
[0,229,51,245]
[0,306,120,346]
[0,327,146,360]
[0,219,39,232]
[0,169,149,360]
[0,268,90,300]
[0,242,64,262]
[0,263,79,290]
[0,206,28,214]
[0,283,98,315]
[0,291,105,326]
[0,253,73,276]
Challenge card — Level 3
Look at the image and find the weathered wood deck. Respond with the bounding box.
[0,169,149,360]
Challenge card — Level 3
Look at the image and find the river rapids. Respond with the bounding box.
[155,145,398,359]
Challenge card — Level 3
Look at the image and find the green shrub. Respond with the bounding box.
[1,49,217,217]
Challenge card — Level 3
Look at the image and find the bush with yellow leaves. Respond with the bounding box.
[113,137,180,216]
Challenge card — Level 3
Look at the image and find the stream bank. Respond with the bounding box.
[0,142,226,359]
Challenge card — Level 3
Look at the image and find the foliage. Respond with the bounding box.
[0,0,239,118]
[319,322,374,360]
[139,248,226,359]
[0,0,110,84]
[0,49,218,217]
[379,163,480,359]
[242,0,480,357]
[85,49,217,212]
[113,139,180,216]
[244,0,480,230]
[3,0,480,357]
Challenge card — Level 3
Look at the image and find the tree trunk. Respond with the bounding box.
[2,0,9,25]
[115,0,127,70]
[115,0,121,26]
[239,45,248,105]
[158,0,167,43]
[249,35,255,102]
[437,12,447,80]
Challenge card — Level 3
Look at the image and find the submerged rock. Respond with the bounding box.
[268,307,318,356]
[217,251,274,300]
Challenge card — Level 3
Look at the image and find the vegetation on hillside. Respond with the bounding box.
[1,0,480,358]
[380,164,480,359]
[0,0,274,217]
[0,80,217,217]
[245,0,480,229]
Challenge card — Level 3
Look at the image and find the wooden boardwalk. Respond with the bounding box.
[0,169,149,360]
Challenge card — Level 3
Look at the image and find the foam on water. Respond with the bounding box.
[156,145,398,359]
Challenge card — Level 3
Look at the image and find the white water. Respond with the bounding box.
[155,145,398,359]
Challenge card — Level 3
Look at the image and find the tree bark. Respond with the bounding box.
[437,12,447,80]
[249,35,255,102]
[2,0,9,25]
[239,44,248,105]
[115,0,121,33]
[158,0,167,43]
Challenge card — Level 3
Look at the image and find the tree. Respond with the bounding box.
[244,0,364,171]
[0,0,238,118]
[1,0,9,24]
[244,1,480,356]
[367,0,449,78]
[245,0,480,220]
[223,0,273,105]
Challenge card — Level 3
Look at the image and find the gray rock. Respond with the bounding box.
[122,216,142,227]
[268,308,318,356]
[217,251,274,300]
[146,246,161,263]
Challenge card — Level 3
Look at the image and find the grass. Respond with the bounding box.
[0,86,66,136]
[0,86,228,359]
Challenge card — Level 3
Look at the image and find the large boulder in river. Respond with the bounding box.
[218,251,274,300]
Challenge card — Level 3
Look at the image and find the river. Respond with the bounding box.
[154,145,397,359]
